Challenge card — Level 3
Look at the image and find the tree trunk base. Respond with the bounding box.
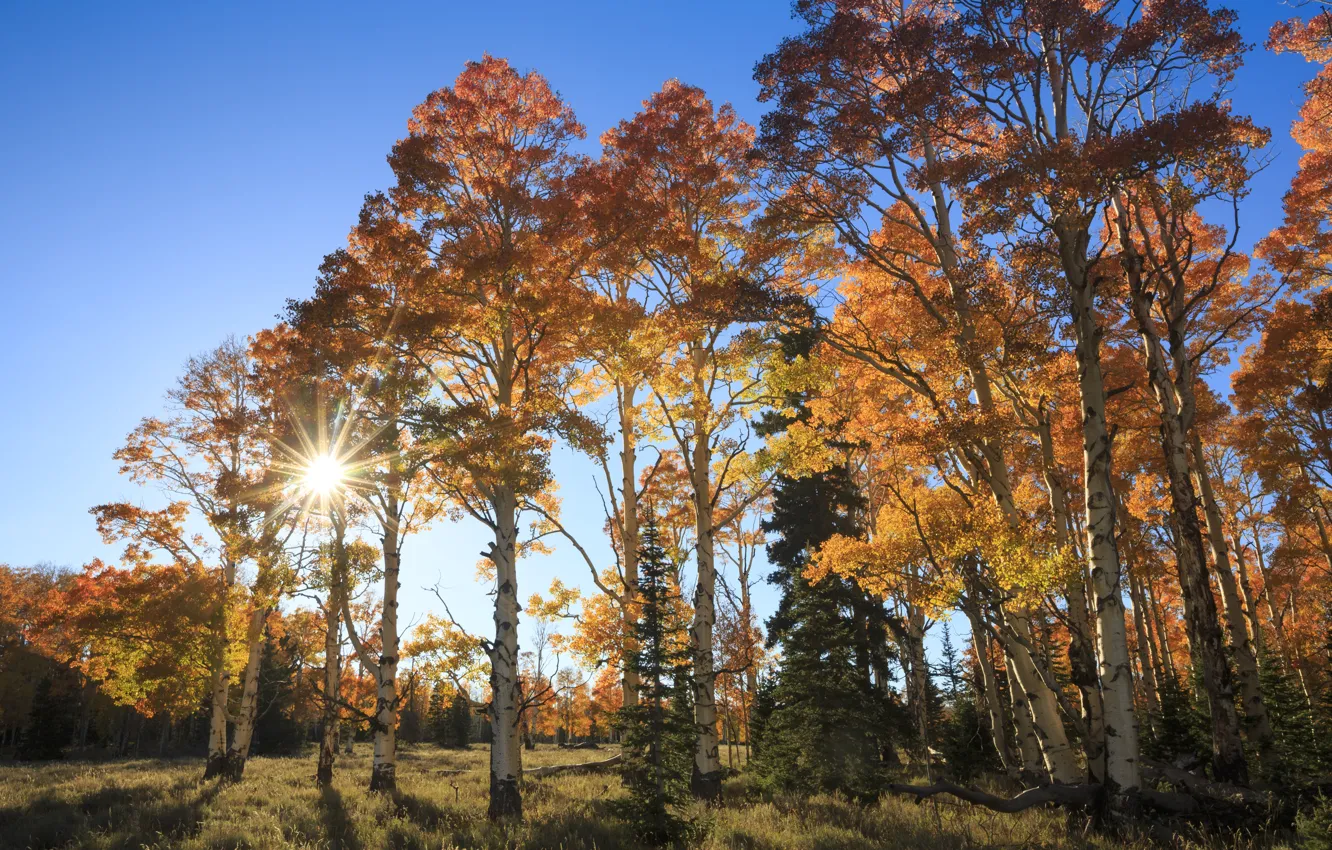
[691,766,722,802]
[316,759,334,786]
[488,774,522,820]
[369,764,396,793]
[221,753,247,783]
[203,753,227,781]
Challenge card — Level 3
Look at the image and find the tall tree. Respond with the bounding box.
[605,80,792,799]
[93,339,295,781]
[383,55,598,818]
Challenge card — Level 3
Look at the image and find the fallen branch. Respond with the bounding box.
[885,780,1101,812]
[524,754,623,779]
[1139,760,1271,808]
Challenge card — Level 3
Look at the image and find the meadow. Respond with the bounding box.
[0,745,1169,850]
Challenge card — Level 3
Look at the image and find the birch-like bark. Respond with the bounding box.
[1189,432,1275,774]
[689,421,722,800]
[997,613,1082,784]
[317,525,347,786]
[488,486,523,818]
[224,605,268,781]
[966,614,1018,778]
[618,382,641,709]
[1033,412,1106,782]
[1006,655,1047,783]
[1123,281,1247,783]
[672,339,723,801]
[1057,232,1140,793]
[1127,570,1161,721]
[203,558,238,780]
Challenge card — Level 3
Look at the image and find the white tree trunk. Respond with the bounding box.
[964,608,1018,778]
[1006,655,1047,783]
[1063,244,1140,794]
[203,559,237,780]
[224,605,268,781]
[999,613,1081,784]
[488,486,523,818]
[370,513,401,792]
[689,437,722,800]
[618,383,641,709]
[1189,431,1276,774]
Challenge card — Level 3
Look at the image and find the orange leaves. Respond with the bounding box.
[1262,10,1332,291]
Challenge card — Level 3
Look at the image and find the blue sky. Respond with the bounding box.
[0,1,1319,650]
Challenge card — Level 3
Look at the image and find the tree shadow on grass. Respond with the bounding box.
[320,786,364,850]
[519,804,639,850]
[0,776,224,850]
[389,788,469,832]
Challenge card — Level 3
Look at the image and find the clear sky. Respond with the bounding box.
[0,1,1319,649]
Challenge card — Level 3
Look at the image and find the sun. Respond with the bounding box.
[302,454,346,496]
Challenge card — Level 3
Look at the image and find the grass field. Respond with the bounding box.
[0,744,1289,850]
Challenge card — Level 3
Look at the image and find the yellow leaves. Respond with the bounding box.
[525,578,581,622]
[759,419,837,478]
[403,614,488,686]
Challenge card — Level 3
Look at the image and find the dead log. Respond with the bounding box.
[1139,760,1272,808]
[885,780,1101,812]
[523,754,622,779]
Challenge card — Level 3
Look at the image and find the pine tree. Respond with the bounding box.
[1259,652,1319,781]
[427,682,450,746]
[17,672,77,761]
[614,517,695,846]
[448,690,471,749]
[753,575,887,799]
[1142,668,1210,769]
[933,628,1000,783]
[750,327,895,798]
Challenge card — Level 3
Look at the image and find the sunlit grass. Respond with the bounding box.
[0,745,1294,849]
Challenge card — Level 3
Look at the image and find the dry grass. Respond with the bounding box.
[0,745,1297,849]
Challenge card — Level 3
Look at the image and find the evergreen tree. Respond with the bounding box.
[427,682,450,746]
[614,517,695,846]
[1142,667,1210,769]
[1259,653,1319,781]
[753,576,887,799]
[751,327,896,798]
[17,672,77,761]
[932,628,1000,783]
[448,690,472,749]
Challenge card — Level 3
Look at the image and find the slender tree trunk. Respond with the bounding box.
[224,606,268,781]
[1230,536,1265,659]
[1057,240,1141,794]
[1034,413,1107,782]
[904,608,931,774]
[618,382,642,709]
[317,544,344,785]
[1189,432,1275,774]
[1128,571,1161,721]
[687,343,722,802]
[965,608,1018,778]
[1128,297,1246,783]
[997,612,1082,784]
[689,434,722,801]
[1006,655,1047,783]
[488,486,523,818]
[368,511,401,793]
[203,560,237,780]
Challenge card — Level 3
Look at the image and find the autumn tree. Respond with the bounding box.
[605,80,793,800]
[94,339,297,781]
[379,55,601,818]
